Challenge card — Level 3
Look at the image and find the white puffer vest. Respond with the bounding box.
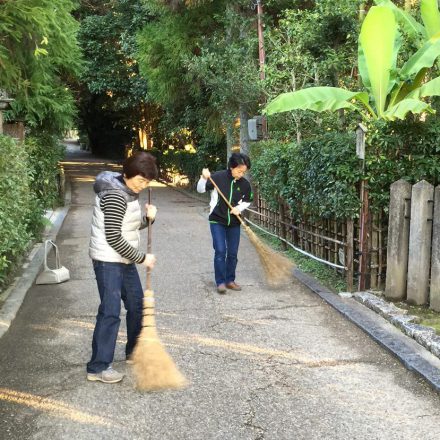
[88,171,142,264]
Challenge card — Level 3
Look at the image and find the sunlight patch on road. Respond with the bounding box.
[61,320,350,367]
[0,388,114,427]
[163,332,351,367]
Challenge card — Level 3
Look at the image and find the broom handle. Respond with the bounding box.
[207,175,246,227]
[146,187,152,290]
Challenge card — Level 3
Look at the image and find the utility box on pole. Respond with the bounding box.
[248,116,264,141]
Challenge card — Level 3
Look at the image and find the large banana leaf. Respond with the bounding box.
[421,0,440,38]
[264,87,371,116]
[407,75,440,98]
[359,6,398,117]
[374,0,426,40]
[382,98,434,120]
[399,33,440,80]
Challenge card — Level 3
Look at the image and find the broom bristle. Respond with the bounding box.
[245,226,294,286]
[132,289,187,391]
[132,332,187,391]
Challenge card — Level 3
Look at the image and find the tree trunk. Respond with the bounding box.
[226,122,234,164]
[239,105,249,156]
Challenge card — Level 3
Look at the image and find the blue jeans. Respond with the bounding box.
[87,260,143,374]
[210,223,241,286]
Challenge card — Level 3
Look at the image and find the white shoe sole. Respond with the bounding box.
[87,374,123,384]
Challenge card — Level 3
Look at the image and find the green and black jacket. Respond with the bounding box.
[205,170,253,227]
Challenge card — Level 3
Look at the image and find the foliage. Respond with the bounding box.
[265,4,440,122]
[0,133,64,289]
[77,0,151,156]
[251,133,362,220]
[366,117,440,210]
[0,136,33,288]
[0,0,82,134]
[26,133,65,209]
[262,1,360,140]
[151,141,225,186]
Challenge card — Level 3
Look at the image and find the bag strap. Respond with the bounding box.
[44,240,61,270]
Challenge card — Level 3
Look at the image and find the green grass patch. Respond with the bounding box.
[252,226,347,293]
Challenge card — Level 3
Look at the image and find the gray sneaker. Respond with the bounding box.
[87,366,124,384]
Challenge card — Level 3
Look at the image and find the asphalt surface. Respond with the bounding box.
[1,146,440,439]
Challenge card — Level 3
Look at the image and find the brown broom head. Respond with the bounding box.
[244,226,295,287]
[132,289,187,391]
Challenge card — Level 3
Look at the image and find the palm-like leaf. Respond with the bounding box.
[421,0,440,38]
[359,6,398,117]
[400,33,440,79]
[374,0,427,40]
[407,75,440,99]
[383,98,434,120]
[264,87,372,116]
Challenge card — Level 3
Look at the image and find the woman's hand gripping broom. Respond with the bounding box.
[208,176,294,286]
[132,188,187,391]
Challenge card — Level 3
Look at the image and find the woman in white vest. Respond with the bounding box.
[86,152,158,384]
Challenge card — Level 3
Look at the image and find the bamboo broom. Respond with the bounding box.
[132,188,187,391]
[208,176,294,286]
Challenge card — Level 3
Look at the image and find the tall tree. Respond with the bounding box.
[77,0,156,156]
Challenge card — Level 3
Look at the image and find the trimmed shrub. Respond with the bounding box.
[251,133,362,220]
[0,135,34,286]
[0,134,64,289]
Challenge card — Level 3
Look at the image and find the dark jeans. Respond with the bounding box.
[209,223,241,286]
[87,260,143,374]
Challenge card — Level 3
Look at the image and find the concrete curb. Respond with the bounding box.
[354,291,440,362]
[0,180,71,339]
[293,268,440,392]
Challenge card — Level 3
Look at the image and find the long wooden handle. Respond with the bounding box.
[207,175,246,227]
[146,188,152,290]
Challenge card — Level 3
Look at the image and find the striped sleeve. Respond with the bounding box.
[100,193,145,263]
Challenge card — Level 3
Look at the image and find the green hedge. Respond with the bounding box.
[251,118,440,221]
[0,134,64,289]
[251,132,362,220]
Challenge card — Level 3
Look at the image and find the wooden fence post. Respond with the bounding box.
[346,219,354,292]
[358,183,370,291]
[279,198,287,250]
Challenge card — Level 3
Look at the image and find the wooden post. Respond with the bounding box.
[279,198,287,250]
[346,219,354,292]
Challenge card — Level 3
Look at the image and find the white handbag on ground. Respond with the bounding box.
[35,240,70,285]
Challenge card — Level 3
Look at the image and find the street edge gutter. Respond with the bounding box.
[293,268,440,393]
[0,180,71,339]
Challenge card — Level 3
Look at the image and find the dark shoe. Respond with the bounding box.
[217,283,227,294]
[226,282,242,291]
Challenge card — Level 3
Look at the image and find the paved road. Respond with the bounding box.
[1,148,440,439]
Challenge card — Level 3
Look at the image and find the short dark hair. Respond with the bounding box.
[228,153,251,170]
[123,151,158,180]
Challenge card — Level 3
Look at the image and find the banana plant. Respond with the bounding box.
[264,5,440,122]
[374,0,440,42]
